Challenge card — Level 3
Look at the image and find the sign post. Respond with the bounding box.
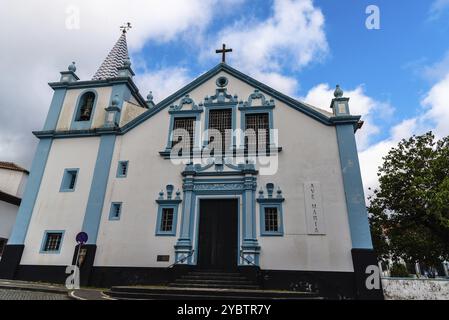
[74,232,88,288]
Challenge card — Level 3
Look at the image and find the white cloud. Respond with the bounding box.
[429,0,449,20]
[302,83,393,150]
[204,0,328,94]
[359,118,420,200]
[134,67,191,103]
[358,70,449,200]
[0,0,229,167]
[421,73,449,137]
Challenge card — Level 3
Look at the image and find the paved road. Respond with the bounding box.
[0,288,69,300]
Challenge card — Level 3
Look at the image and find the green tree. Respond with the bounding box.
[368,132,449,267]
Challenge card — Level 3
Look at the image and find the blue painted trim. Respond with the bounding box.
[70,90,98,130]
[239,106,275,149]
[155,202,180,236]
[175,172,259,266]
[108,202,122,221]
[258,202,284,236]
[39,230,65,254]
[110,83,131,125]
[43,89,67,131]
[35,63,362,140]
[59,168,79,192]
[8,138,53,245]
[336,124,373,249]
[48,77,147,107]
[81,134,116,244]
[116,160,129,178]
[164,111,202,154]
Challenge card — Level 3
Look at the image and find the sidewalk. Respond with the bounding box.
[0,279,114,300]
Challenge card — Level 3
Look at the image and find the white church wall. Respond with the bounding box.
[0,169,26,197]
[0,200,18,239]
[56,87,112,131]
[95,109,183,267]
[93,71,354,272]
[119,101,147,127]
[21,137,100,265]
[256,104,353,271]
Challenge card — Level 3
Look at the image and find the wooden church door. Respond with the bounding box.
[197,199,238,270]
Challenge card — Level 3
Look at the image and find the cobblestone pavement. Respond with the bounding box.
[0,288,69,300]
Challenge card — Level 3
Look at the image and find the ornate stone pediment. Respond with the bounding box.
[169,94,203,112]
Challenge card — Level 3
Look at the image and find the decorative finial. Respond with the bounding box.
[334,85,343,98]
[147,91,153,102]
[111,94,120,107]
[68,61,76,72]
[120,22,132,34]
[123,57,131,68]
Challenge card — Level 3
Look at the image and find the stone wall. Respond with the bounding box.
[382,277,449,300]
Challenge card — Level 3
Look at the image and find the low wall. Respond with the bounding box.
[382,277,449,300]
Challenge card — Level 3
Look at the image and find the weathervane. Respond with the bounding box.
[120,22,132,34]
[216,44,232,63]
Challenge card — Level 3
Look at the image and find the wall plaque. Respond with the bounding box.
[304,181,326,235]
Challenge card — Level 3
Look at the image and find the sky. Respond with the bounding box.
[1,0,448,198]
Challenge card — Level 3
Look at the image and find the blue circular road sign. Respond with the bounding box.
[76,232,88,244]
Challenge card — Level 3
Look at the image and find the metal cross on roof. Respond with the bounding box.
[120,22,132,34]
[216,44,233,63]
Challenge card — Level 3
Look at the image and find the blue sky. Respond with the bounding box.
[1,0,448,194]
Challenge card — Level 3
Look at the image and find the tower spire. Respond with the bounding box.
[92,25,131,80]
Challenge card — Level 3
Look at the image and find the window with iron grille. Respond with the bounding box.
[109,202,122,220]
[117,161,128,178]
[264,207,279,232]
[208,109,232,152]
[43,233,63,252]
[245,113,270,153]
[160,208,174,232]
[0,238,6,258]
[172,117,195,154]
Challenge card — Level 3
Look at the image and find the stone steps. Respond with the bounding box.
[106,286,322,300]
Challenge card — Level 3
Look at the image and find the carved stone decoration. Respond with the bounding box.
[193,183,244,192]
[169,94,202,112]
[240,89,275,108]
[204,87,237,104]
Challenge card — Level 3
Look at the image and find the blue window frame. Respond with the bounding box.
[155,201,180,236]
[109,202,122,220]
[40,230,65,254]
[116,161,129,178]
[60,168,79,192]
[239,90,275,152]
[259,202,284,236]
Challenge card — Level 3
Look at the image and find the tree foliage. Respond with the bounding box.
[368,132,449,266]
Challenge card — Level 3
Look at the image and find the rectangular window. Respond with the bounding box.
[264,207,279,232]
[117,161,129,178]
[160,208,174,232]
[208,109,232,153]
[109,202,122,220]
[41,232,64,253]
[245,113,270,153]
[172,117,195,154]
[0,238,7,258]
[60,169,79,192]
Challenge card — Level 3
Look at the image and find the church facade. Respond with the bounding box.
[0,32,382,299]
